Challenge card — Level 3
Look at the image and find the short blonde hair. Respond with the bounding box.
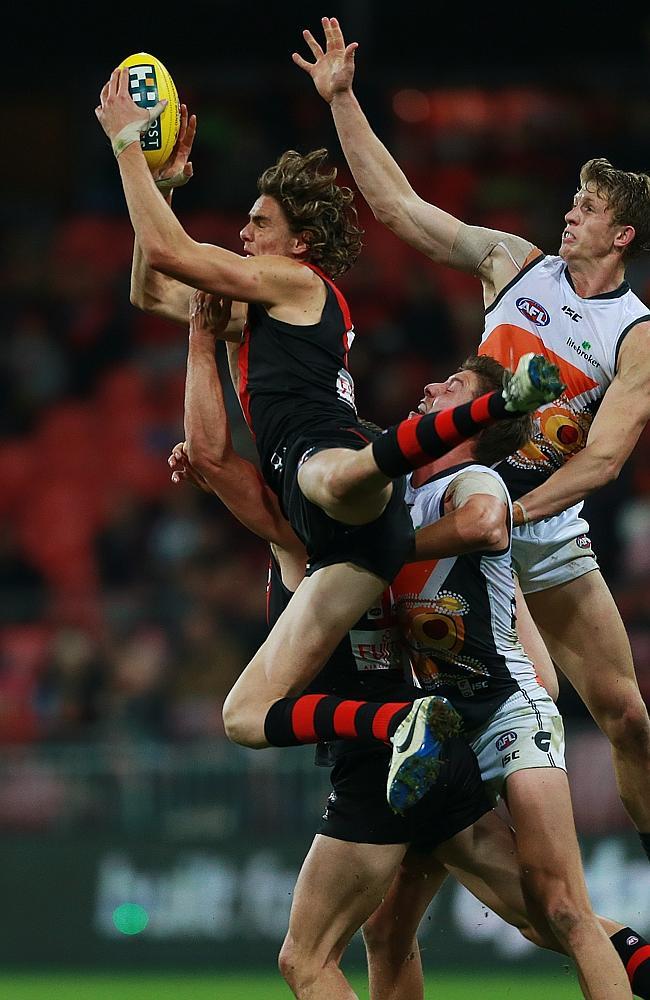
[580,157,650,258]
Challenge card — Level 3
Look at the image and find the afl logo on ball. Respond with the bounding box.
[516,298,550,326]
[496,731,518,752]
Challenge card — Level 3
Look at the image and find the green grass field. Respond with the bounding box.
[0,971,583,999]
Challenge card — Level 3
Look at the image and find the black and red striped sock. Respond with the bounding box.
[372,390,509,479]
[263,694,412,747]
[610,927,650,998]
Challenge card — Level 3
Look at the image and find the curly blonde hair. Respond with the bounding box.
[257,149,363,279]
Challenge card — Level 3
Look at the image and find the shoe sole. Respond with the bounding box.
[528,355,564,399]
[504,353,564,412]
[388,697,463,815]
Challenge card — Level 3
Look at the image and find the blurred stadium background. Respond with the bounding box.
[2,2,650,996]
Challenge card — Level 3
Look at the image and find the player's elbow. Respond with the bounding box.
[372,199,410,234]
[473,521,504,549]
[222,688,267,749]
[186,441,228,478]
[129,284,157,314]
[600,456,622,485]
[582,450,622,493]
[143,241,177,275]
[129,284,143,310]
[464,504,505,549]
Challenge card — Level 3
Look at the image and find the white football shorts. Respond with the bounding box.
[469,687,566,804]
[512,501,599,594]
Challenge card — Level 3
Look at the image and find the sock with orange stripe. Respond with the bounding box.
[263,694,412,747]
[610,927,650,998]
[372,390,510,478]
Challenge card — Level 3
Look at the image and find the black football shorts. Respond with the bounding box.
[282,425,414,583]
[317,738,491,851]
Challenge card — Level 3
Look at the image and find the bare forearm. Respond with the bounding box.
[415,506,505,560]
[118,145,191,272]
[330,91,415,219]
[330,91,459,259]
[131,233,192,323]
[184,334,231,465]
[516,448,619,524]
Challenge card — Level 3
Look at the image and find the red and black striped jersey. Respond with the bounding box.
[237,264,357,488]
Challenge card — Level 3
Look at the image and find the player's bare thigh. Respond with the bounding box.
[525,570,642,709]
[297,447,393,524]
[282,835,407,972]
[505,767,591,892]
[514,578,559,700]
[222,561,387,747]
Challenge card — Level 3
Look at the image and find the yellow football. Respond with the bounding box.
[117,52,180,171]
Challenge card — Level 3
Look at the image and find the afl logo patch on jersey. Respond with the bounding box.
[336,368,357,411]
[516,297,550,327]
[496,731,518,752]
[575,534,592,550]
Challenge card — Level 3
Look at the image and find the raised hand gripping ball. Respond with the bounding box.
[117,53,180,170]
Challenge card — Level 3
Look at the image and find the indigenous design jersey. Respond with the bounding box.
[266,556,407,701]
[479,253,650,498]
[237,263,357,489]
[397,463,538,730]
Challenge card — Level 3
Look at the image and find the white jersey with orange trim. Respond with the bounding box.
[395,463,543,730]
[479,252,650,498]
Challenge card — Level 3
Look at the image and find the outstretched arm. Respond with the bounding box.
[131,103,197,324]
[513,323,650,525]
[293,17,534,300]
[183,290,305,566]
[96,70,316,308]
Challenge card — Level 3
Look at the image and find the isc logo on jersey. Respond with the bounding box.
[496,731,518,751]
[516,298,550,327]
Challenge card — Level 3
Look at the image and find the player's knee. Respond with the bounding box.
[318,459,359,505]
[362,908,415,961]
[278,934,324,993]
[519,922,552,950]
[362,908,392,953]
[278,935,300,989]
[522,868,588,944]
[222,689,266,749]
[599,696,650,755]
[545,897,584,941]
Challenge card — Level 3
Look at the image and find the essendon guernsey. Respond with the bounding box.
[237,264,357,488]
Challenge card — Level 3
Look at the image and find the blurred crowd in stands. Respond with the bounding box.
[2,68,650,758]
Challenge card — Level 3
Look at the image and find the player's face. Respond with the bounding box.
[560,184,623,262]
[412,370,479,417]
[240,195,303,259]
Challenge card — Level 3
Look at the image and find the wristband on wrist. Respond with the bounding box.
[111,99,168,159]
[112,121,146,158]
[155,171,191,192]
[513,499,530,525]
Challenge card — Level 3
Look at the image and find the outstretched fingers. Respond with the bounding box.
[302,27,325,60]
[322,15,345,50]
[291,51,314,74]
